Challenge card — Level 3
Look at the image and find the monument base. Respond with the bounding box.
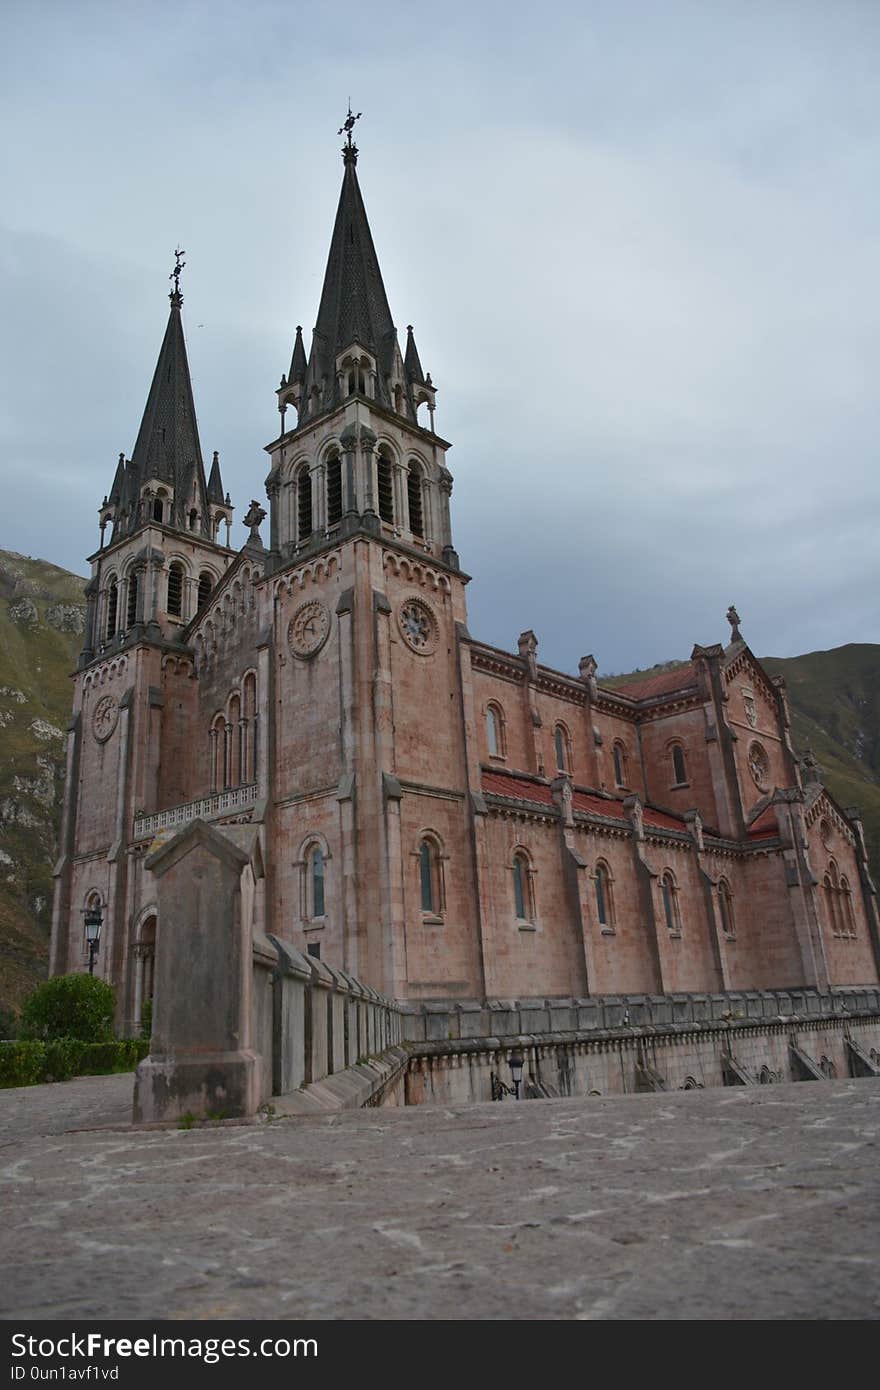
[133,1049,263,1123]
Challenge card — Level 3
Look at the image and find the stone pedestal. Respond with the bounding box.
[133,818,266,1122]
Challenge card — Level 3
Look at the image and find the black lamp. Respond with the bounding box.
[508,1049,525,1100]
[84,904,103,975]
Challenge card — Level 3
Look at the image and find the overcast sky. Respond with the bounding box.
[2,1,878,675]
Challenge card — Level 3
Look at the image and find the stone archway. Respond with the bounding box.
[132,914,157,1036]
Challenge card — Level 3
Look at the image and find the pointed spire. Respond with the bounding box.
[404,325,425,386]
[114,267,212,540]
[207,450,225,504]
[292,135,400,423]
[288,325,306,385]
[108,452,126,504]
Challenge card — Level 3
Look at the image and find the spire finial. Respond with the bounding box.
[169,246,186,304]
[726,604,743,643]
[338,102,361,164]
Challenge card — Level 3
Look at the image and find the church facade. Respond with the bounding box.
[50,133,880,1032]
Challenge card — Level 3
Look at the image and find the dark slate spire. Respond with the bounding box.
[404,324,425,386]
[112,267,212,540]
[296,141,401,422]
[207,450,225,505]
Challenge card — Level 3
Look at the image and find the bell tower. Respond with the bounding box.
[264,112,458,573]
[263,116,484,1000]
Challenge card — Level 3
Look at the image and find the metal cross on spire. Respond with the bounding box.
[169,246,186,301]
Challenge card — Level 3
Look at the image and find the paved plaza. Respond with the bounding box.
[1,1074,878,1320]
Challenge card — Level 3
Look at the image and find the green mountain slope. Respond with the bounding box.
[606,646,880,877]
[0,550,85,1019]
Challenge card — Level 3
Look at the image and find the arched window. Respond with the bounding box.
[595,861,613,930]
[105,579,118,639]
[671,743,687,786]
[512,851,534,923]
[152,496,163,523]
[228,694,241,787]
[209,714,225,794]
[417,835,445,919]
[612,741,627,787]
[167,562,184,618]
[718,878,735,938]
[242,672,257,785]
[824,861,842,936]
[407,461,424,537]
[189,508,198,532]
[377,451,394,524]
[311,846,325,918]
[197,572,213,612]
[486,703,505,758]
[326,454,342,527]
[840,877,856,937]
[661,871,680,934]
[126,571,139,628]
[554,724,570,772]
[297,466,313,542]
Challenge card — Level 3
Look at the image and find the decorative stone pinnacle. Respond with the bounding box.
[726,604,743,643]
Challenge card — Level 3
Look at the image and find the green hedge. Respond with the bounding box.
[0,1038,150,1089]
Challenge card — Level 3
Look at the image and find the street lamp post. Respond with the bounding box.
[490,1048,526,1101]
[84,905,103,976]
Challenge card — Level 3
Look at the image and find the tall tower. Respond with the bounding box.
[264,117,484,999]
[51,257,236,993]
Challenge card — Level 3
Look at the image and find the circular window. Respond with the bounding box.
[748,742,770,789]
[398,597,438,655]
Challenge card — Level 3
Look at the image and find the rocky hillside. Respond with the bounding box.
[0,550,85,1024]
[606,646,880,877]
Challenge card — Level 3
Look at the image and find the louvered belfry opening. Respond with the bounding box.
[327,455,342,527]
[197,573,212,612]
[106,581,118,638]
[407,463,423,537]
[297,467,313,542]
[377,452,394,524]
[167,562,184,617]
[126,573,139,628]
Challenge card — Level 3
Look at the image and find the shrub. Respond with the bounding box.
[0,1042,46,1088]
[44,1038,87,1082]
[19,974,116,1044]
[0,1037,149,1088]
[0,1007,18,1040]
[80,1040,149,1074]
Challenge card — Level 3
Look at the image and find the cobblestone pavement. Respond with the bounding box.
[1,1074,878,1320]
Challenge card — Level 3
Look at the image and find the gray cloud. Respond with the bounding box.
[2,0,878,675]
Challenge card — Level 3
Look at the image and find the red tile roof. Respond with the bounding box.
[603,663,697,701]
[748,804,779,839]
[481,772,688,833]
[481,771,554,806]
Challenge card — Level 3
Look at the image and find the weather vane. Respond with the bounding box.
[169,246,186,297]
[338,102,361,148]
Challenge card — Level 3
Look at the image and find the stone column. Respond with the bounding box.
[134,821,266,1121]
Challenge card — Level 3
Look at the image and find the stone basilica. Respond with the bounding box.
[51,128,880,1036]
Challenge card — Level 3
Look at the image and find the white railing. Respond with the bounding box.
[132,783,259,840]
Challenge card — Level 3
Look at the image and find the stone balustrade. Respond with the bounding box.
[132,783,258,840]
